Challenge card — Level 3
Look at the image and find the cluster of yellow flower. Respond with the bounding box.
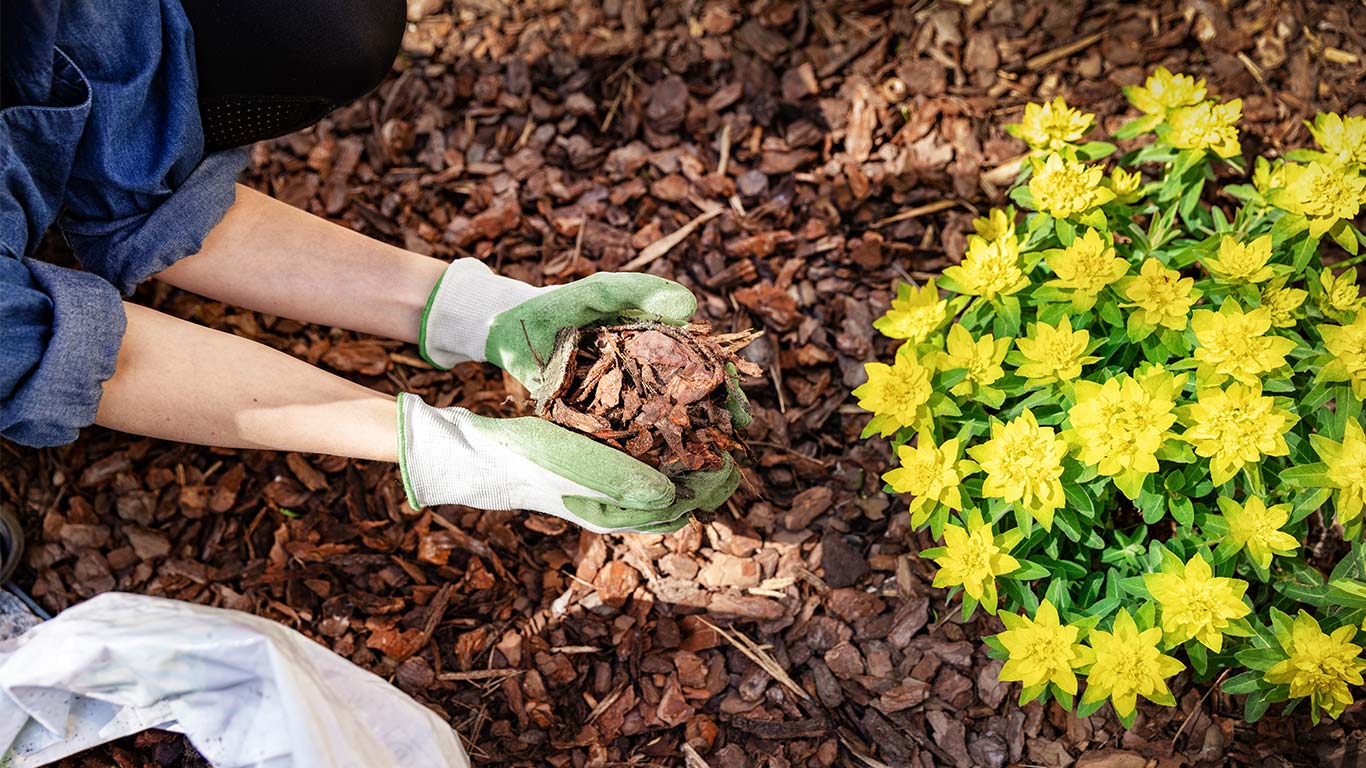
[858,67,1366,725]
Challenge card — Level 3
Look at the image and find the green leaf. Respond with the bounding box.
[1331,220,1360,255]
[1113,114,1163,140]
[1222,670,1266,695]
[1055,216,1076,246]
[1278,463,1331,488]
[1187,640,1208,676]
[1169,496,1195,527]
[1010,560,1051,581]
[1077,141,1118,161]
[1245,689,1272,722]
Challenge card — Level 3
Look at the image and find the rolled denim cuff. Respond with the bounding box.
[61,148,249,295]
[1,260,125,447]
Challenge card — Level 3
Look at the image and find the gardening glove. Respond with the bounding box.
[419,258,754,421]
[398,393,708,534]
[419,259,693,388]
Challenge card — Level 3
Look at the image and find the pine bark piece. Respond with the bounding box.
[535,322,760,473]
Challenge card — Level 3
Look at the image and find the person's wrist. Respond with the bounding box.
[418,259,544,369]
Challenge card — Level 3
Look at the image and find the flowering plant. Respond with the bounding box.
[858,68,1366,727]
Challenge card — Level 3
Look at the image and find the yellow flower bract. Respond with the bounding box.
[943,234,1029,300]
[967,409,1068,530]
[884,435,974,527]
[1272,161,1366,238]
[1321,312,1366,401]
[1217,496,1298,569]
[1067,369,1181,496]
[874,279,948,343]
[853,344,934,438]
[1125,67,1207,115]
[1190,302,1296,385]
[1120,259,1197,331]
[1180,383,1291,486]
[996,599,1093,696]
[940,324,1010,397]
[1165,100,1242,158]
[931,513,1018,610]
[1265,611,1366,723]
[1010,97,1094,154]
[1260,278,1307,329]
[1144,553,1250,652]
[1080,609,1185,719]
[1308,112,1366,168]
[1028,154,1116,219]
[1044,228,1128,309]
[1015,315,1098,385]
[1313,420,1366,531]
[1205,235,1275,285]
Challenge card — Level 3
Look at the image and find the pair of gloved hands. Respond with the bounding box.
[398,260,744,534]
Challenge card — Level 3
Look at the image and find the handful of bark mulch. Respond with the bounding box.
[533,322,762,474]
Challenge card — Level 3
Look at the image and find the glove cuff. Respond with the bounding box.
[397,394,515,512]
[418,259,545,370]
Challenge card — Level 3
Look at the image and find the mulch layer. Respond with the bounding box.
[7,1,1366,766]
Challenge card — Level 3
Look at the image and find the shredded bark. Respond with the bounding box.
[536,322,761,474]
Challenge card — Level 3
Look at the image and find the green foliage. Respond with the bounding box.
[859,71,1366,724]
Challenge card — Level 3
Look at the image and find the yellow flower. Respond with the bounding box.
[1044,228,1129,310]
[967,409,1068,530]
[1143,553,1250,652]
[1204,234,1275,285]
[1253,156,1289,195]
[1125,67,1207,115]
[1165,100,1242,158]
[874,280,948,343]
[1015,315,1098,385]
[1319,268,1363,321]
[1215,496,1299,569]
[1321,312,1366,400]
[854,344,935,438]
[1119,258,1197,331]
[930,512,1019,610]
[1067,370,1181,496]
[885,435,974,527]
[973,208,1017,243]
[940,324,1011,397]
[997,599,1093,696]
[1028,154,1116,219]
[1312,419,1366,530]
[1260,278,1307,328]
[943,234,1029,300]
[1081,609,1185,719]
[1265,611,1366,723]
[1271,161,1366,238]
[1180,382,1291,486]
[1009,97,1094,154]
[1308,112,1366,168]
[1190,302,1296,385]
[1108,167,1144,203]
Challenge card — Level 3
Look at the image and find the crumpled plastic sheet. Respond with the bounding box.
[0,592,470,767]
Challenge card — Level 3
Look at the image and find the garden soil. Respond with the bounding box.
[10,1,1366,766]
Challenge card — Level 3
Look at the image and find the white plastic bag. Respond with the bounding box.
[0,592,470,767]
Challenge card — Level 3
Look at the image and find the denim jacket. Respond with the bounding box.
[1,0,246,447]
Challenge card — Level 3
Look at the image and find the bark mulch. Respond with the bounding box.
[7,1,1366,766]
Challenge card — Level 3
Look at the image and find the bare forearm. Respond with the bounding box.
[156,184,445,343]
[95,303,399,461]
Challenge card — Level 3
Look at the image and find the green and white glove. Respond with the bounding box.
[396,393,739,534]
[409,259,747,532]
[418,259,696,390]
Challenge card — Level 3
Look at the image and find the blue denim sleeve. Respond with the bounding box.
[54,0,248,294]
[0,38,126,447]
[0,259,126,447]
